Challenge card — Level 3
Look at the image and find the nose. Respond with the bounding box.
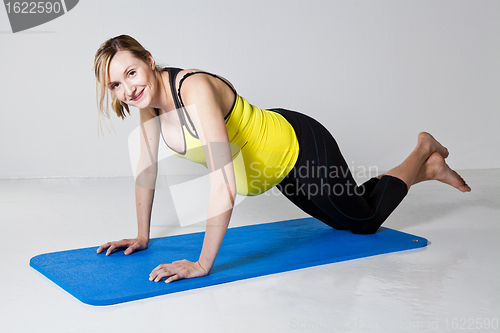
[123,83,136,100]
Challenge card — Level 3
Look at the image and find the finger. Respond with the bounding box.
[106,244,117,256]
[127,240,146,255]
[150,264,168,275]
[165,274,180,283]
[96,242,110,254]
[149,264,167,281]
[149,265,160,277]
[124,243,138,255]
[153,268,174,282]
[107,239,133,255]
[115,239,129,247]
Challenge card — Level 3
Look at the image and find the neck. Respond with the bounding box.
[149,71,172,111]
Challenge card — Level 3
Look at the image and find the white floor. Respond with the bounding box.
[1,169,499,332]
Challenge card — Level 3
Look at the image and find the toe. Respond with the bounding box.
[442,146,449,159]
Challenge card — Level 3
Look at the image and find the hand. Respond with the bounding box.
[96,236,149,256]
[149,260,208,283]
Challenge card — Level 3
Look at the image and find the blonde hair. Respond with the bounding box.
[93,35,163,132]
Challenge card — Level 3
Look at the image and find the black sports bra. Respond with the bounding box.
[154,67,238,140]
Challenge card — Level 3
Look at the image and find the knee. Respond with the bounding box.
[348,223,380,235]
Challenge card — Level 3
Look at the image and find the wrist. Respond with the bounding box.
[137,235,149,242]
[197,261,208,274]
[197,256,213,274]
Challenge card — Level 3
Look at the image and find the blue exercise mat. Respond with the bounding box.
[30,217,427,305]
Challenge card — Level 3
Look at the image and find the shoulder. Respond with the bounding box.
[178,68,235,96]
[178,68,217,90]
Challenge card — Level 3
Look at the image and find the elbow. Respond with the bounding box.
[211,181,237,207]
[136,161,158,177]
[135,164,158,189]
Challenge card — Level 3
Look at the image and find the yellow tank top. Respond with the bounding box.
[159,69,299,196]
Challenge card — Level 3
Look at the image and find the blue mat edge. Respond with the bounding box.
[29,218,428,306]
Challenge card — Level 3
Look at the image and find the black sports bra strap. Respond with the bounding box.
[177,71,237,110]
[154,67,183,117]
[165,67,183,111]
[163,67,199,139]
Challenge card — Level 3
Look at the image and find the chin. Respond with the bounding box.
[136,97,151,109]
[127,97,147,109]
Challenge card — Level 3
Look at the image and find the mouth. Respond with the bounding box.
[131,88,145,102]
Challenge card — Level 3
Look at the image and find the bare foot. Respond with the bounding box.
[417,152,471,192]
[417,132,449,158]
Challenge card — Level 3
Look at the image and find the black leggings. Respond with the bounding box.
[271,108,408,234]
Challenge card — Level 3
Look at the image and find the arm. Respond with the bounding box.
[97,107,160,255]
[149,74,237,282]
[198,147,236,272]
[134,107,161,241]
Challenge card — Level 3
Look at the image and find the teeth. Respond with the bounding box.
[133,90,143,100]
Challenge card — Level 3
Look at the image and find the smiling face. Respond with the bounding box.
[107,50,157,109]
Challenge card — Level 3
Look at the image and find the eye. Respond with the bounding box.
[128,70,136,77]
[110,83,119,90]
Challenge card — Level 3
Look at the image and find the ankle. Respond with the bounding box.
[415,140,433,159]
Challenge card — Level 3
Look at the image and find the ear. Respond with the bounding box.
[147,52,156,71]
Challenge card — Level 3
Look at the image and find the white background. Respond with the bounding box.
[1,2,499,331]
[1,0,499,178]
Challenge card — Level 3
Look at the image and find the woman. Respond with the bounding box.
[94,35,470,284]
